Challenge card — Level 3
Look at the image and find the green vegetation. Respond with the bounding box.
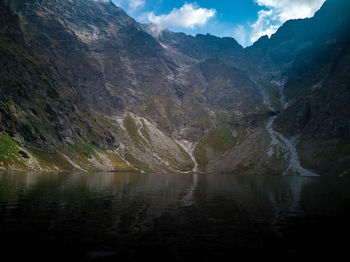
[182,98,213,130]
[124,114,147,148]
[125,152,152,172]
[31,144,132,172]
[105,152,135,171]
[0,135,18,162]
[206,124,236,152]
[215,112,238,125]
[18,150,30,159]
[81,143,103,158]
[191,114,211,129]
[140,119,152,142]
[66,142,104,161]
[136,96,173,133]
[194,124,247,170]
[0,134,28,170]
[29,149,73,170]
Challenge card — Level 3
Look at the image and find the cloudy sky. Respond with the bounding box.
[112,0,326,47]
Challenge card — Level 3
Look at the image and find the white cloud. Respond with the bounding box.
[113,0,145,12]
[128,0,145,11]
[147,3,216,30]
[92,0,110,3]
[233,25,249,47]
[250,0,326,43]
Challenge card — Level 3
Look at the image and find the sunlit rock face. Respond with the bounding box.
[0,0,349,176]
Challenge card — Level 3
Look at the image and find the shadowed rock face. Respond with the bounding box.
[0,0,349,176]
[251,0,350,176]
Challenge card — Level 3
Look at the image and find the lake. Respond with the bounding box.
[0,172,349,261]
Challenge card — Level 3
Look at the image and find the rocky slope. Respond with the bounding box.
[245,0,350,176]
[0,0,349,176]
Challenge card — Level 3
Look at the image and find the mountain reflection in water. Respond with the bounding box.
[0,172,349,261]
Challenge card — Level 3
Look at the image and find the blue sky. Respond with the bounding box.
[112,0,326,47]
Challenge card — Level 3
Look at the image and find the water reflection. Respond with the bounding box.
[0,172,349,261]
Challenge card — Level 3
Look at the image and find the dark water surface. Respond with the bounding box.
[0,172,350,261]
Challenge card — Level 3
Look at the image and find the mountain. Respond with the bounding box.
[246,0,350,176]
[0,0,349,177]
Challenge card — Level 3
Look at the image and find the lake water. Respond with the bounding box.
[0,172,349,261]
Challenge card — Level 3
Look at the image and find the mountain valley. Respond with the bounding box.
[0,0,349,176]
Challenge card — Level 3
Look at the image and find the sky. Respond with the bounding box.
[112,0,326,47]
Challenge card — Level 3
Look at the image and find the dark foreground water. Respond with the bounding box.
[0,172,350,262]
